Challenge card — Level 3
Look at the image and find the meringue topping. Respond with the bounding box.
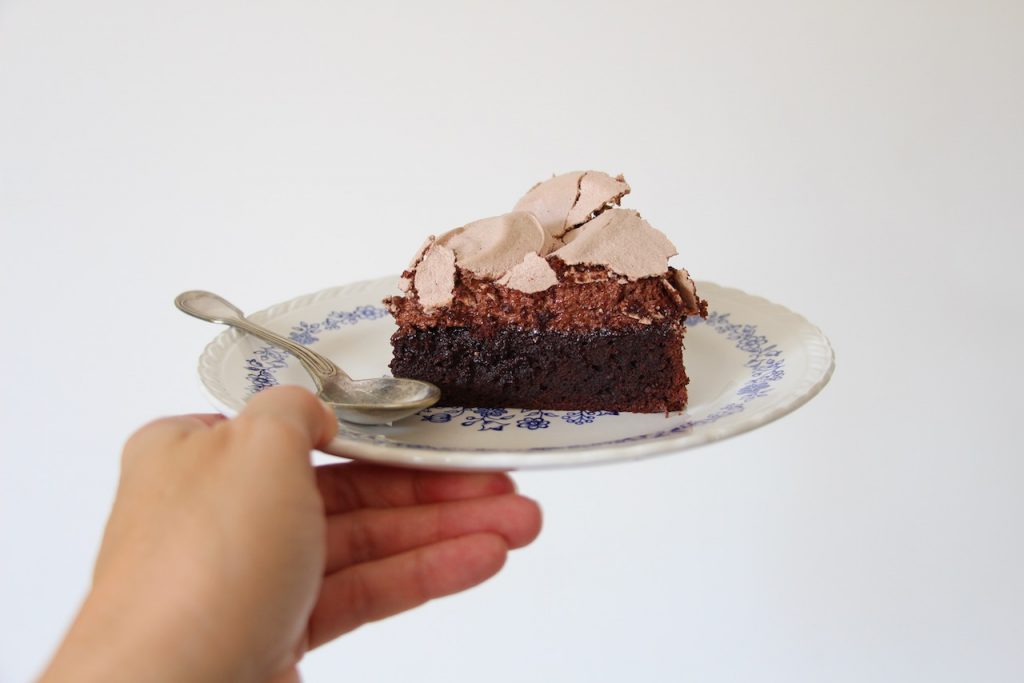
[413,243,457,310]
[438,211,546,278]
[512,170,630,249]
[400,171,687,310]
[551,209,677,280]
[497,252,559,293]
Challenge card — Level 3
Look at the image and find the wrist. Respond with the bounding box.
[39,585,248,683]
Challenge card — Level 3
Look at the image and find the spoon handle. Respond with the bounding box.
[175,290,352,387]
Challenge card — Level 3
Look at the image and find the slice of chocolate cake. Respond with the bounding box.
[385,171,707,413]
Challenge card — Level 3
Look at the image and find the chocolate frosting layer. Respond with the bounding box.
[388,260,705,335]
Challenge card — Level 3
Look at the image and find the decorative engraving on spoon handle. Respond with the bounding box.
[175,290,351,386]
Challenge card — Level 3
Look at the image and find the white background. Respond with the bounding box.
[2,1,1022,681]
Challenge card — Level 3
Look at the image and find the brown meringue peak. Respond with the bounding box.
[398,235,436,292]
[672,267,700,312]
[551,208,677,279]
[438,211,546,278]
[513,171,630,250]
[567,172,632,227]
[497,252,559,293]
[413,242,456,310]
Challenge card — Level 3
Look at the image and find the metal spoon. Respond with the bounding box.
[175,290,440,425]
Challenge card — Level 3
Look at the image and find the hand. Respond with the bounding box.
[40,386,542,683]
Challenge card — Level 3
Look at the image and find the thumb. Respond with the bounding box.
[239,385,339,451]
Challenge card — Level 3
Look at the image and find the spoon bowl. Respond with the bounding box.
[320,376,441,425]
[175,290,441,425]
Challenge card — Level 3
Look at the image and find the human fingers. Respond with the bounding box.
[234,385,338,451]
[316,463,516,514]
[324,494,541,572]
[308,533,508,647]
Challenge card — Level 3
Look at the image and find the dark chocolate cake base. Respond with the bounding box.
[389,323,689,413]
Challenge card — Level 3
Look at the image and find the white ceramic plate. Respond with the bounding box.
[195,277,833,470]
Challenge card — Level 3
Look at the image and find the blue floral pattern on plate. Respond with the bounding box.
[414,407,621,432]
[286,305,388,345]
[244,346,289,393]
